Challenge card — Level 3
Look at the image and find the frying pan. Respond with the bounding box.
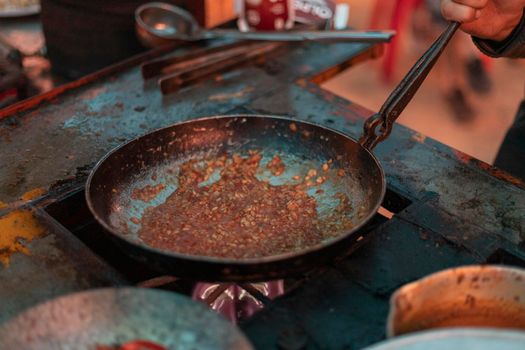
[0,288,253,349]
[86,22,460,282]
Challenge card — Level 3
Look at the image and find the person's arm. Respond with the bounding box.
[441,0,525,58]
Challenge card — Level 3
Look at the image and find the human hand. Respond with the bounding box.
[441,0,525,41]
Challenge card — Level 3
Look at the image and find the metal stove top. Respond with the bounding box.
[1,37,524,349]
[4,185,523,349]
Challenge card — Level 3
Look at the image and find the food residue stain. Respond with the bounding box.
[0,210,45,267]
[411,132,426,143]
[131,184,166,202]
[80,86,107,100]
[208,86,254,101]
[20,188,46,202]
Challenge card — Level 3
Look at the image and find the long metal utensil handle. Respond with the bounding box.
[159,42,282,94]
[359,21,460,150]
[141,41,267,79]
[199,29,396,43]
[141,41,246,79]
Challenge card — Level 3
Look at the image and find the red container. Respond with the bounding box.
[238,0,295,31]
[294,0,336,25]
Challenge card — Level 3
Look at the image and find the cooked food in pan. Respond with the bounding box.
[136,151,353,259]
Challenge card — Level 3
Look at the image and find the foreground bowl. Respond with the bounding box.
[364,328,525,350]
[387,265,525,337]
[0,288,253,350]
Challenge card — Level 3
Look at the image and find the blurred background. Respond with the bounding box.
[0,0,523,164]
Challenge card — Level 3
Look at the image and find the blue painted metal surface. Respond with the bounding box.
[0,39,524,349]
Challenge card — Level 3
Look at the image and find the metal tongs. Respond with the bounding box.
[359,22,461,150]
[142,40,284,94]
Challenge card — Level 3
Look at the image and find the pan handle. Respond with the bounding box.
[358,21,460,150]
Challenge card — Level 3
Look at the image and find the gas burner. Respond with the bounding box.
[192,281,284,323]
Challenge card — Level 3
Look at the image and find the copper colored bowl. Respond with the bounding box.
[387,265,525,337]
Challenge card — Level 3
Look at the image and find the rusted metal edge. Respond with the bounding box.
[308,44,384,86]
[0,182,84,217]
[451,150,525,189]
[0,43,180,120]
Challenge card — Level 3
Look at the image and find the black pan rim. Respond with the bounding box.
[85,114,386,266]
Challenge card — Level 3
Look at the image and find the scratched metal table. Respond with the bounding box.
[0,38,524,349]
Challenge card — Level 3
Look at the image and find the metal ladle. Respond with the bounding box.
[135,2,396,48]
